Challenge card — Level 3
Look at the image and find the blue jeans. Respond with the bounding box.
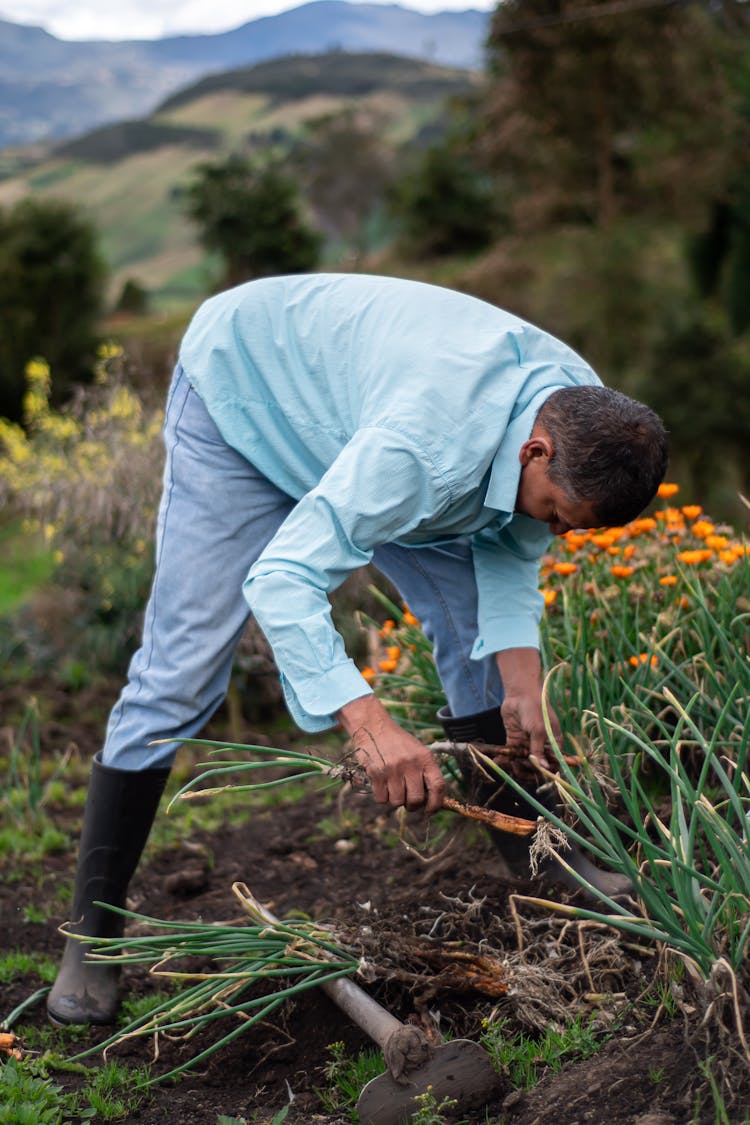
[102,365,502,770]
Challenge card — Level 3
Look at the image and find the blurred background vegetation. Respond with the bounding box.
[0,0,748,717]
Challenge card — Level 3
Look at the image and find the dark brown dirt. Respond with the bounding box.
[1,689,748,1125]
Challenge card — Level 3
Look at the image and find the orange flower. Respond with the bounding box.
[657,482,680,499]
[675,595,690,609]
[629,653,658,668]
[401,610,419,626]
[664,507,684,525]
[622,544,637,559]
[553,562,578,576]
[691,520,715,539]
[659,575,678,586]
[564,532,589,550]
[386,645,401,661]
[705,535,729,550]
[677,549,713,565]
[361,666,377,683]
[682,505,702,520]
[540,588,558,606]
[379,619,395,637]
[378,658,398,673]
[629,517,657,536]
[607,546,621,556]
[591,532,617,549]
[610,565,635,579]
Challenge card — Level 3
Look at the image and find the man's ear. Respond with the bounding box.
[519,433,554,466]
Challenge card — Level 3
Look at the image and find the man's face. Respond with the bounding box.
[515,440,599,535]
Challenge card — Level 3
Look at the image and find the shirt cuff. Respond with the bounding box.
[471,614,541,659]
[280,659,373,733]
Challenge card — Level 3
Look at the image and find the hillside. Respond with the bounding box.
[0,1,488,148]
[0,52,478,310]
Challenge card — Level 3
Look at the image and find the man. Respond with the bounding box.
[47,273,668,1026]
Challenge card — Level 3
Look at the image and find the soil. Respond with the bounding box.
[1,697,748,1125]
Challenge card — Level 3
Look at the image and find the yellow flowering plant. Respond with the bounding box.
[0,352,165,672]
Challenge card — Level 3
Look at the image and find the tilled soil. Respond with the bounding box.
[0,667,745,1125]
[1,764,735,1125]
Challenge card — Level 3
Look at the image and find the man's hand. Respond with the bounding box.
[496,648,562,770]
[337,694,445,814]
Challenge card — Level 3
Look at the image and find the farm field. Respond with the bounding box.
[0,361,749,1123]
[2,505,749,1121]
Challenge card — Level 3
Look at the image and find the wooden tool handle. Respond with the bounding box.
[320,974,403,1049]
[240,887,405,1049]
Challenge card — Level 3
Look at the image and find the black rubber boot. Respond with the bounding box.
[47,753,170,1026]
[437,705,539,871]
[438,705,633,900]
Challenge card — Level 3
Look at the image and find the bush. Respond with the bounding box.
[0,350,163,674]
[0,197,106,422]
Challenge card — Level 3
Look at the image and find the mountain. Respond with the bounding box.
[0,1,489,149]
[0,51,478,308]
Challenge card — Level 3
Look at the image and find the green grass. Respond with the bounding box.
[481,1014,605,1089]
[0,949,58,985]
[0,522,55,616]
[316,1040,386,1120]
[0,1055,150,1124]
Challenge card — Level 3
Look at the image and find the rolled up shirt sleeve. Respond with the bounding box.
[470,515,553,658]
[243,426,451,731]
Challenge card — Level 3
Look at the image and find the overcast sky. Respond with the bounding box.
[0,0,494,41]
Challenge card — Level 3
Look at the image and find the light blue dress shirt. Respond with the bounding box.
[179,273,601,730]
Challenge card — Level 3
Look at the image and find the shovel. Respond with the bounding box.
[250,896,500,1125]
[321,971,501,1125]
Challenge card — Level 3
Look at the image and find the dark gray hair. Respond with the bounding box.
[538,386,669,526]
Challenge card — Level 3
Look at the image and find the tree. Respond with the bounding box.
[294,108,393,261]
[0,198,107,422]
[483,0,743,230]
[184,155,322,288]
[387,105,502,260]
[640,305,750,502]
[114,278,150,316]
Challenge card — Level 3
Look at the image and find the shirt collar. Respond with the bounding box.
[484,385,564,514]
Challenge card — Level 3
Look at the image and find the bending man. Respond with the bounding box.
[48,272,668,1026]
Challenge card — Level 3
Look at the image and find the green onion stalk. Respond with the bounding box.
[68,882,358,1085]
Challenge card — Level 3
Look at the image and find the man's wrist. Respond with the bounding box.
[336,692,390,737]
[495,646,543,695]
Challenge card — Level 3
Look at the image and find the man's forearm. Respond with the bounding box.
[495,647,543,698]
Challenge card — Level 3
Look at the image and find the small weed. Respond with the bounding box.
[80,1060,148,1119]
[317,1040,385,1119]
[311,812,362,842]
[0,700,73,861]
[691,1058,742,1125]
[410,1085,466,1124]
[0,1056,95,1123]
[640,964,682,1020]
[649,1065,665,1085]
[15,1020,91,1052]
[118,988,178,1026]
[22,903,47,924]
[218,1112,289,1125]
[481,1014,604,1089]
[0,949,57,985]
